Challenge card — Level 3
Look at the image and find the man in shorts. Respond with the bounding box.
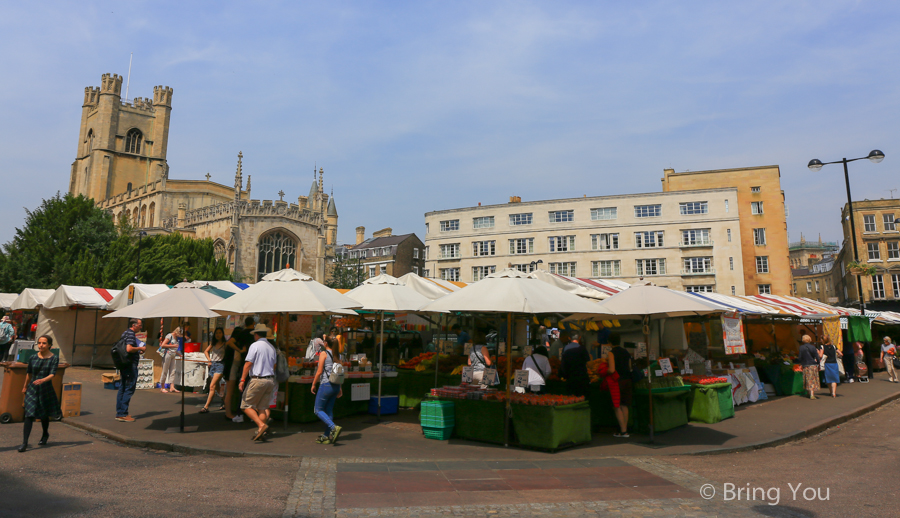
[239,323,277,441]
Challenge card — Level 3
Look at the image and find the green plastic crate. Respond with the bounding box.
[422,424,454,440]
[420,400,455,419]
[420,415,455,427]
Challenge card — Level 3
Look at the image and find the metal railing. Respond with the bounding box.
[681,268,716,276]
[679,240,714,247]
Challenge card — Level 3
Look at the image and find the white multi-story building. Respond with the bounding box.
[423,189,747,295]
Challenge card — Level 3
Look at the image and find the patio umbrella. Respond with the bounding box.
[419,268,614,446]
[396,272,454,300]
[210,268,362,315]
[105,282,227,432]
[346,274,442,420]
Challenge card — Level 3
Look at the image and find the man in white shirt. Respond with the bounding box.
[239,324,277,441]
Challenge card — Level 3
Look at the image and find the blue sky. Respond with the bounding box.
[1,1,897,247]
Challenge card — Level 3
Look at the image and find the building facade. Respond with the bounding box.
[789,234,839,268]
[661,165,791,296]
[834,198,900,310]
[69,72,338,283]
[791,260,837,303]
[423,189,747,294]
[337,227,426,280]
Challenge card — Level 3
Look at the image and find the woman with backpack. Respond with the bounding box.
[311,336,343,445]
[158,326,181,393]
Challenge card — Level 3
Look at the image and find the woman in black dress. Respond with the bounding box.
[19,335,60,452]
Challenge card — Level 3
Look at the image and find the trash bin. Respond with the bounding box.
[0,361,68,423]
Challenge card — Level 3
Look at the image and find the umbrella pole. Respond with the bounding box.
[378,310,384,422]
[645,318,653,443]
[504,312,512,448]
[284,312,290,431]
[180,316,185,433]
[91,310,98,370]
[434,314,441,389]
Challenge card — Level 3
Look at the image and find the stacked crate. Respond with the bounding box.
[420,400,454,440]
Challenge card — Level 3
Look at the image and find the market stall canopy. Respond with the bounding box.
[104,282,225,319]
[106,284,170,311]
[210,268,362,315]
[43,285,121,310]
[566,280,726,320]
[528,270,610,300]
[418,268,615,315]
[11,288,60,310]
[744,294,851,318]
[192,280,248,294]
[0,293,18,311]
[346,274,443,313]
[686,292,782,315]
[396,273,456,300]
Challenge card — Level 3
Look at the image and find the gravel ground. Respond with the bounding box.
[666,397,900,518]
[0,420,299,518]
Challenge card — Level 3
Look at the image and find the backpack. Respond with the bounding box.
[326,351,344,384]
[110,332,131,369]
[0,323,14,344]
[274,346,290,383]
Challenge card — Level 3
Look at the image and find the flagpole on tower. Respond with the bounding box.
[124,53,134,102]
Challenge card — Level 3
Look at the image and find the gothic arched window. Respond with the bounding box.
[148,202,155,227]
[140,205,147,227]
[257,230,297,281]
[125,128,142,154]
[84,129,93,156]
[213,239,226,261]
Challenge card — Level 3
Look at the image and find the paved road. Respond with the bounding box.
[3,399,897,517]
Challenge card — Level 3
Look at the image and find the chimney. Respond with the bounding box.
[372,227,393,238]
[509,196,521,203]
[355,226,365,245]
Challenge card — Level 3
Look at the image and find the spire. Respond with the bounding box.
[318,167,324,194]
[327,196,337,217]
[246,175,251,197]
[308,179,318,201]
[233,151,243,196]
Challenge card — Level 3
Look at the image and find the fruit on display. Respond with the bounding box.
[483,392,585,406]
[398,352,436,370]
[682,375,729,385]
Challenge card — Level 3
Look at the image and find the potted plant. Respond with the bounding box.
[847,261,877,276]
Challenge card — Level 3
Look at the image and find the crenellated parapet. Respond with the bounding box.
[153,85,173,107]
[83,87,100,108]
[121,96,154,111]
[101,73,123,96]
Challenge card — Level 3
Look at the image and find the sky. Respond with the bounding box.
[1,1,898,247]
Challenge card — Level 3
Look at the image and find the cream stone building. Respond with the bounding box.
[69,72,338,282]
[424,189,747,295]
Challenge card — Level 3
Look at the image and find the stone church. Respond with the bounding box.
[69,73,338,283]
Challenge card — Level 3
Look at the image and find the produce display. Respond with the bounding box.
[333,316,366,329]
[430,384,499,399]
[398,352,436,370]
[682,375,729,385]
[483,392,585,406]
[792,364,803,372]
[635,375,684,391]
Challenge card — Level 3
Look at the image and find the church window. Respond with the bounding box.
[125,128,143,154]
[84,129,93,155]
[140,205,147,227]
[148,202,155,227]
[127,182,133,192]
[257,231,297,281]
[214,240,226,261]
[132,207,139,224]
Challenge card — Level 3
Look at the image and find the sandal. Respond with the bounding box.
[170,389,181,393]
[160,389,169,393]
[199,408,209,414]
[218,405,226,411]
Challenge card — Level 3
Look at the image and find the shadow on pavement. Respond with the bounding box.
[0,472,91,517]
[750,504,817,517]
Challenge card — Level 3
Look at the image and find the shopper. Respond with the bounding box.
[116,319,145,421]
[822,336,843,397]
[158,326,182,393]
[798,335,821,400]
[561,333,590,397]
[305,328,325,360]
[522,345,551,392]
[468,343,494,385]
[239,324,277,441]
[0,315,15,362]
[18,335,60,452]
[311,336,343,444]
[881,336,898,383]
[606,334,633,438]
[200,327,227,413]
[223,317,254,422]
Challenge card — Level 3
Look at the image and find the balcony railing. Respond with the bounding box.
[679,240,714,248]
[681,268,716,276]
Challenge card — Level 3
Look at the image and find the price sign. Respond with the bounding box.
[514,369,529,388]
[482,368,498,386]
[658,358,674,374]
[461,366,474,384]
[655,370,664,377]
[705,360,712,372]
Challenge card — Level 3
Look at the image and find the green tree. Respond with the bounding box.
[326,256,364,289]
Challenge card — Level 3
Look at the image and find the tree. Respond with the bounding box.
[326,256,364,290]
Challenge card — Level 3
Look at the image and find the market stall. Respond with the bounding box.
[683,375,734,424]
[37,285,123,367]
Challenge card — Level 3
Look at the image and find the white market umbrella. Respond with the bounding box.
[10,288,56,311]
[210,268,361,315]
[396,272,454,300]
[418,268,615,446]
[528,269,610,301]
[106,284,171,311]
[346,274,443,419]
[105,282,227,433]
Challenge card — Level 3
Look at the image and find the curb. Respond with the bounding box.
[61,390,900,459]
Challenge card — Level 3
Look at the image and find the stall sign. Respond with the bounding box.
[513,369,529,388]
[722,313,747,355]
[461,366,474,384]
[658,358,674,374]
[482,368,499,386]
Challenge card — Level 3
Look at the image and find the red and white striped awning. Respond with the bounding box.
[43,285,121,310]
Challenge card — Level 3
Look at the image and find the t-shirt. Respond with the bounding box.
[561,343,590,382]
[823,344,838,364]
[522,354,551,386]
[611,346,632,375]
[244,338,276,377]
[798,343,819,367]
[882,343,897,357]
[469,349,490,372]
[122,328,140,364]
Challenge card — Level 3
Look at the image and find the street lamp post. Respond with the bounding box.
[135,230,148,283]
[529,259,543,272]
[808,149,885,315]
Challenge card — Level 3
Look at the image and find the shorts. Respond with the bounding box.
[209,361,224,375]
[240,378,275,412]
[618,379,633,407]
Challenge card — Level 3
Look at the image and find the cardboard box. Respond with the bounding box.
[101,373,120,384]
[61,382,82,417]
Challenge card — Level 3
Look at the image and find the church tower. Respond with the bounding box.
[69,73,173,202]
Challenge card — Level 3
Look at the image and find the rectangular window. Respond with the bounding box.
[751,202,764,215]
[413,248,419,259]
[885,214,897,232]
[413,266,419,275]
[549,210,574,223]
[683,257,712,274]
[473,216,494,229]
[422,269,430,278]
[681,228,710,246]
[873,275,885,299]
[424,247,429,260]
[509,213,533,226]
[636,258,666,276]
[380,265,387,274]
[472,240,496,257]
[592,260,621,277]
[758,284,772,295]
[440,268,460,282]
[425,223,429,234]
[807,281,813,292]
[369,266,376,278]
[591,207,617,220]
[888,242,900,260]
[729,257,734,270]
[549,235,576,252]
[868,242,881,261]
[679,201,708,215]
[591,233,619,250]
[815,280,820,292]
[725,200,730,213]
[635,231,664,248]
[634,204,662,218]
[439,243,460,259]
[893,274,900,297]
[731,286,736,296]
[439,220,459,232]
[512,263,538,273]
[509,238,534,255]
[472,265,496,281]
[727,229,732,242]
[793,283,797,293]
[685,285,715,293]
[864,215,876,232]
[549,262,577,276]
[756,256,769,273]
[753,228,767,246]
[751,186,761,193]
